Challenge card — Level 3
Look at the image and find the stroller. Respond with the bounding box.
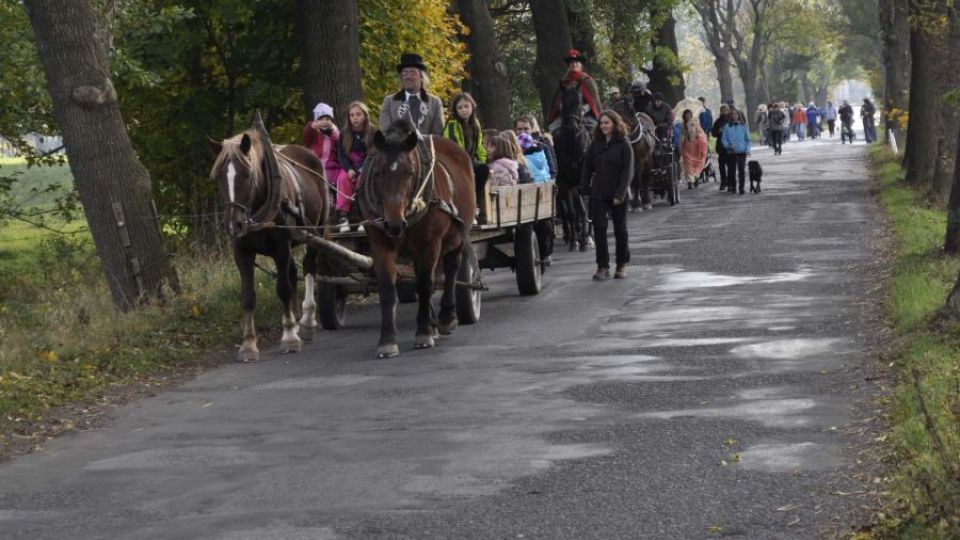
[697,151,719,186]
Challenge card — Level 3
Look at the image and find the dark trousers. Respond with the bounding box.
[770,130,784,154]
[717,150,730,188]
[722,153,747,192]
[827,120,836,136]
[474,163,489,208]
[590,198,629,268]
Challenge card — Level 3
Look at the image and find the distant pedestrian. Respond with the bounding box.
[754,104,769,146]
[823,101,838,138]
[680,109,708,190]
[698,96,714,154]
[767,103,786,155]
[721,108,751,195]
[806,102,821,139]
[862,98,877,143]
[581,110,633,281]
[711,104,733,191]
[792,104,807,140]
[839,100,855,144]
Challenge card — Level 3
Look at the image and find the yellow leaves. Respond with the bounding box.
[36,350,58,363]
[189,304,203,319]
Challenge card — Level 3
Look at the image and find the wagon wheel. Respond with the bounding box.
[515,226,542,296]
[317,282,346,330]
[455,248,482,324]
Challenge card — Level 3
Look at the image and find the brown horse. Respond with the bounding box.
[208,114,329,362]
[612,99,657,210]
[359,119,476,358]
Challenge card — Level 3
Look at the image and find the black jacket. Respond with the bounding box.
[580,136,634,201]
[711,115,731,154]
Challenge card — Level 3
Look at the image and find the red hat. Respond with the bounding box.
[564,49,587,64]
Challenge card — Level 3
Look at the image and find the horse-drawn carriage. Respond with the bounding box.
[313,179,555,330]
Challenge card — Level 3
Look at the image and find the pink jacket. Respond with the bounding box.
[303,123,343,181]
[488,158,519,187]
[680,131,708,177]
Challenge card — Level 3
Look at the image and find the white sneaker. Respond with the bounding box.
[337,218,350,233]
[357,224,365,233]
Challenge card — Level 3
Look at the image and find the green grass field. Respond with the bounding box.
[866,145,960,539]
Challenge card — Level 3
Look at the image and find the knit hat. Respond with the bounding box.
[517,132,536,150]
[313,102,334,121]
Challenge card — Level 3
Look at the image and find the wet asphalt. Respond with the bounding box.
[0,135,880,539]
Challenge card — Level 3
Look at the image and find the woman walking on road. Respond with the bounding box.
[721,109,751,195]
[792,104,807,141]
[767,103,786,155]
[861,98,877,143]
[823,101,838,138]
[754,104,769,146]
[711,104,732,191]
[581,110,634,281]
[680,110,707,190]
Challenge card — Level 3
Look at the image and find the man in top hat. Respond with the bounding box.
[545,48,602,131]
[379,53,445,137]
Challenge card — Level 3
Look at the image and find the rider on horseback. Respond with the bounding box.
[643,92,675,142]
[545,49,602,132]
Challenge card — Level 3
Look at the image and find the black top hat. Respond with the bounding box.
[397,53,428,73]
[564,48,588,64]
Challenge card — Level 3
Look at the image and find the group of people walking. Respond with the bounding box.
[752,98,877,151]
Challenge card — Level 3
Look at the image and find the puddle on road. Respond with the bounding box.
[252,375,379,390]
[214,524,340,540]
[637,398,820,428]
[731,338,850,361]
[653,268,815,291]
[738,442,843,472]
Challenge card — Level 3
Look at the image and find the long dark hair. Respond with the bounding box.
[449,92,481,153]
[594,110,628,140]
[341,101,376,154]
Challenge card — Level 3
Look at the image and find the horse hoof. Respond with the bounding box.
[281,338,302,354]
[414,335,435,349]
[237,347,260,363]
[377,344,400,359]
[298,325,316,341]
[438,320,458,336]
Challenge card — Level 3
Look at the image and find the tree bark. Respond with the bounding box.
[931,6,960,205]
[648,10,687,105]
[298,0,362,124]
[23,0,177,311]
[566,0,601,81]
[878,0,911,143]
[946,125,960,253]
[903,0,946,188]
[455,0,512,129]
[694,0,735,104]
[946,270,960,317]
[728,0,769,130]
[529,0,573,121]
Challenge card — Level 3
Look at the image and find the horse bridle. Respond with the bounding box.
[628,113,646,144]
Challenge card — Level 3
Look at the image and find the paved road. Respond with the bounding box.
[0,137,880,539]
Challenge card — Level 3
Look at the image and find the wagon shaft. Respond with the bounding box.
[293,230,374,270]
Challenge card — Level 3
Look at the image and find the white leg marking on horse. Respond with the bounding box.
[300,274,317,328]
[227,162,237,203]
[390,160,398,172]
[281,309,302,353]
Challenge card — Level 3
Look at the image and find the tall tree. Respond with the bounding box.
[566,0,600,79]
[727,0,776,130]
[878,0,910,143]
[529,0,573,120]
[647,7,687,104]
[692,0,735,104]
[22,0,177,310]
[931,5,960,204]
[299,0,362,124]
[903,0,948,188]
[455,0,512,129]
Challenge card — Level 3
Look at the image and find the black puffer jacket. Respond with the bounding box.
[580,136,634,201]
[711,115,731,154]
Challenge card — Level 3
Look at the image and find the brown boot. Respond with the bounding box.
[614,265,627,279]
[592,267,610,281]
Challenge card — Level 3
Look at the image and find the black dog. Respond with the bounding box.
[748,160,762,193]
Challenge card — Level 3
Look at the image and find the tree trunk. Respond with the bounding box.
[694,0,735,104]
[931,6,960,205]
[298,0,362,124]
[529,0,573,121]
[946,271,960,317]
[945,126,960,253]
[23,0,177,311]
[879,0,911,143]
[566,0,598,73]
[648,10,687,105]
[904,2,946,187]
[455,0,511,129]
[716,53,735,104]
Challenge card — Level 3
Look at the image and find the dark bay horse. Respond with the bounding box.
[360,120,476,358]
[551,86,592,251]
[612,99,657,210]
[208,114,329,362]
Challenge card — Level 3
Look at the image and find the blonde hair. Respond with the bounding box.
[341,101,376,154]
[500,129,527,166]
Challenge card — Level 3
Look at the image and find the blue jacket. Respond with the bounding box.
[721,122,751,155]
[699,108,713,134]
[806,107,820,124]
[672,122,682,148]
[524,148,552,183]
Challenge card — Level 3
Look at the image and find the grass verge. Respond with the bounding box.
[865,145,960,538]
[0,231,284,458]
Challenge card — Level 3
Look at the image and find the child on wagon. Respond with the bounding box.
[485,135,519,188]
[443,92,489,204]
[336,101,376,232]
[517,132,551,183]
[303,103,348,230]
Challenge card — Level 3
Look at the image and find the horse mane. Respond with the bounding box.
[209,129,265,189]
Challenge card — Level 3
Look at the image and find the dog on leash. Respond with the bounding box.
[748,160,763,193]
